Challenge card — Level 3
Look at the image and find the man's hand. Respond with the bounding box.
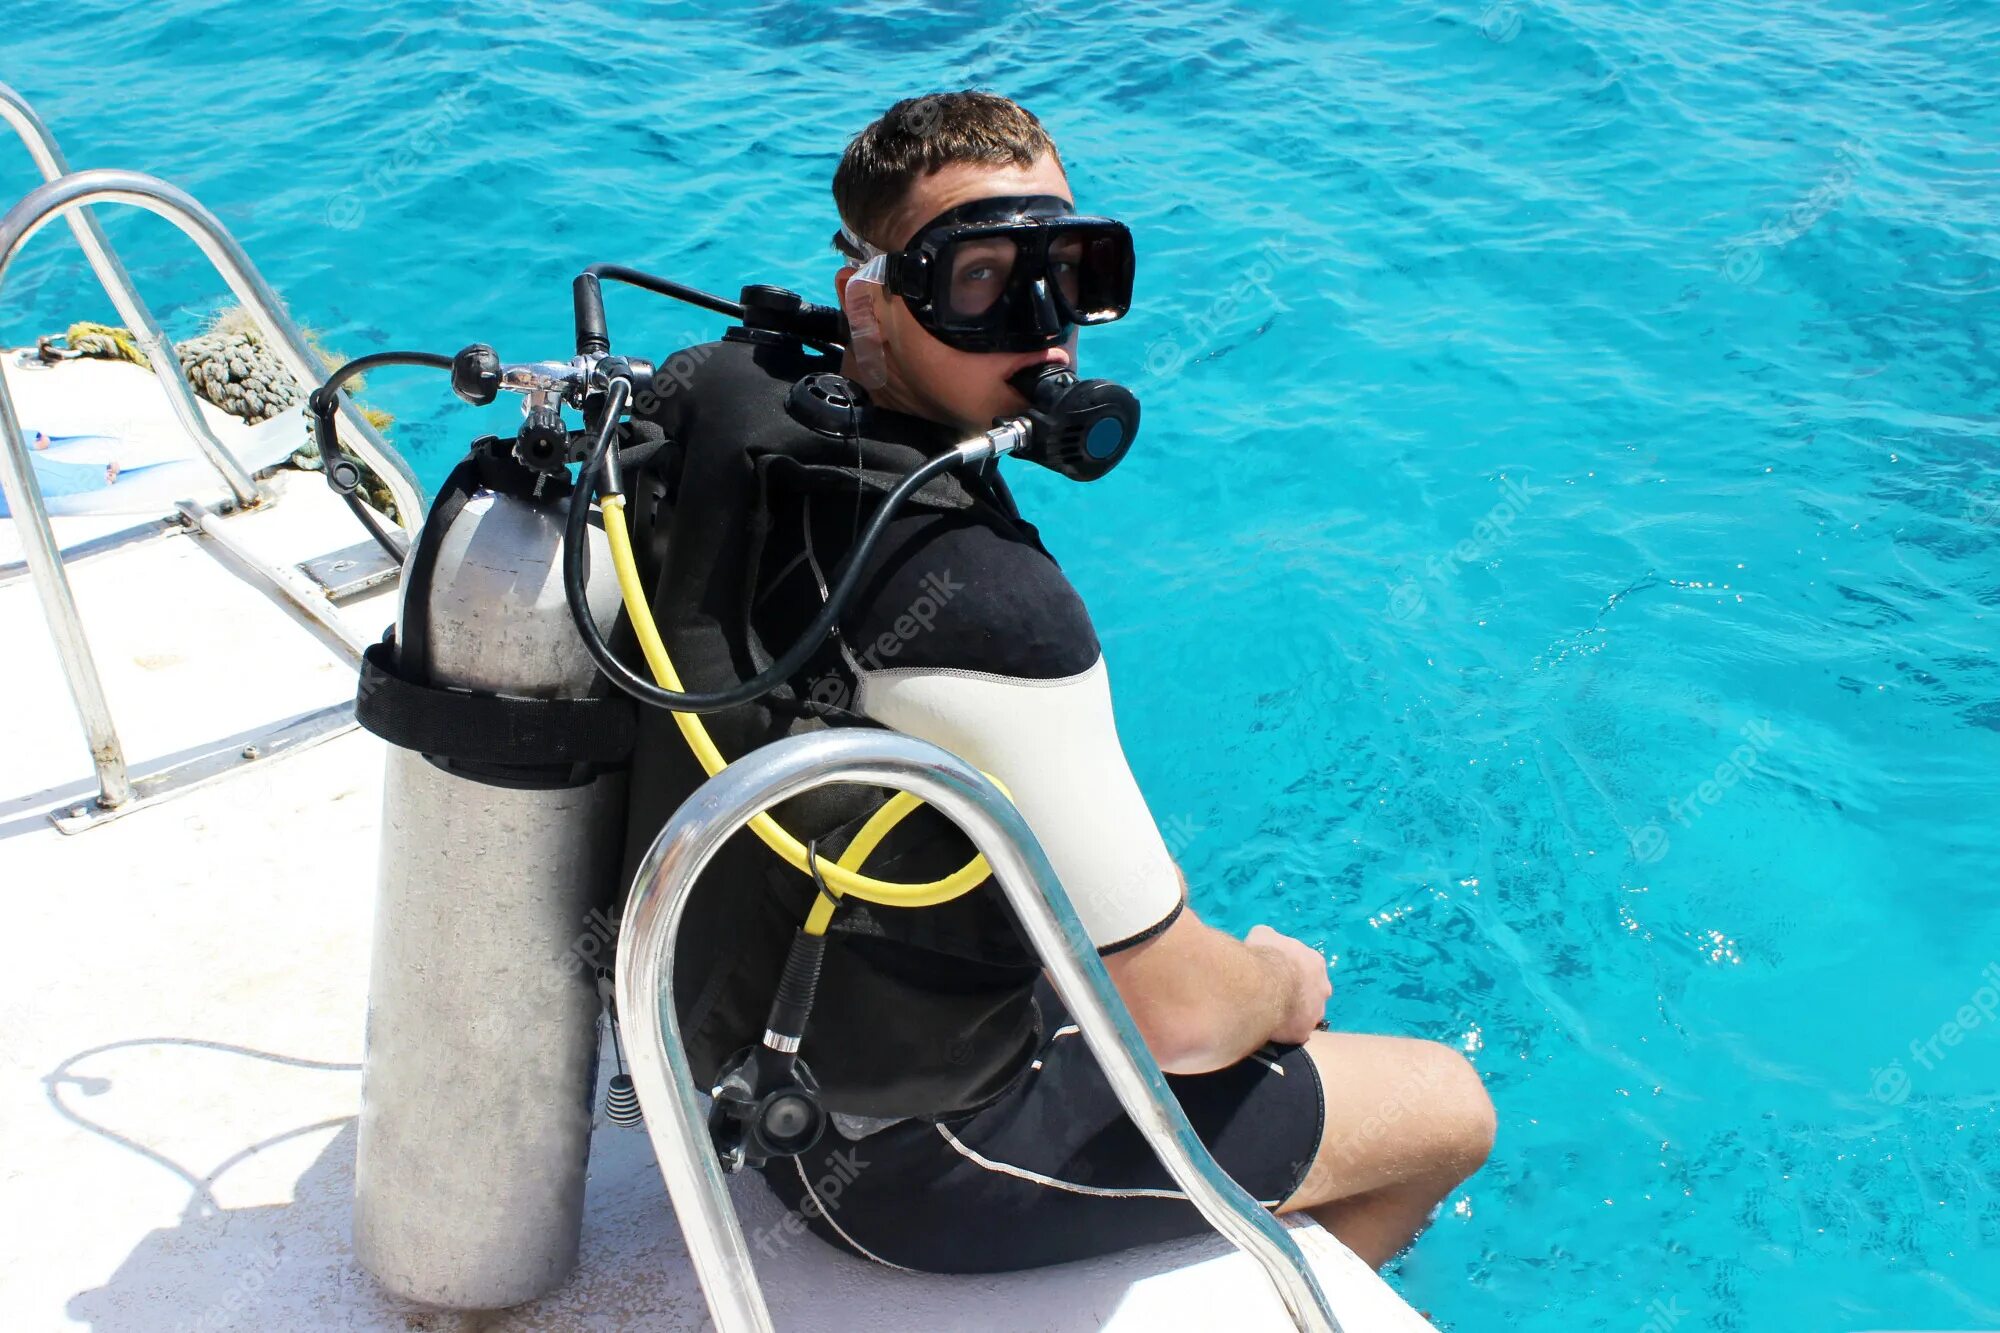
[1102,908,1334,1074]
[1245,925,1332,1046]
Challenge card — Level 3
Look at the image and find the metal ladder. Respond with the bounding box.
[0,81,425,827]
[615,726,1345,1333]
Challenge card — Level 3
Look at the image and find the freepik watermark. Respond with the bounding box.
[325,88,475,231]
[1870,961,2000,1106]
[1479,2,1527,42]
[1718,142,1868,286]
[175,1243,283,1333]
[748,1146,870,1259]
[1386,474,1536,621]
[1142,238,1298,382]
[1313,1038,1463,1173]
[1159,813,1204,861]
[1627,719,1780,864]
[903,7,1062,132]
[633,333,719,408]
[1664,718,1779,825]
[805,568,966,710]
[535,906,620,998]
[1964,486,2000,529]
[1636,1296,1687,1333]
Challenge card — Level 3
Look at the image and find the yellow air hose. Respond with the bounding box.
[598,494,992,935]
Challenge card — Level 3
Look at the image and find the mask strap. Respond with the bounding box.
[840,250,890,390]
[839,221,883,262]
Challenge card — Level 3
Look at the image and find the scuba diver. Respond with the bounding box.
[342,88,1494,1307]
[610,91,1497,1275]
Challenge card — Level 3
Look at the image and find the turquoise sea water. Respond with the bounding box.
[7,3,1998,1329]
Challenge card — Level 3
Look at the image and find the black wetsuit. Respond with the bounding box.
[741,453,1326,1272]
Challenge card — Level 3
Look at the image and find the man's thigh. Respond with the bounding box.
[1279,1030,1494,1212]
[760,991,1328,1273]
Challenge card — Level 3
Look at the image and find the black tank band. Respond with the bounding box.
[356,638,636,771]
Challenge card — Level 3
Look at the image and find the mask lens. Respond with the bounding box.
[1048,234,1085,309]
[1066,228,1134,323]
[945,238,1019,319]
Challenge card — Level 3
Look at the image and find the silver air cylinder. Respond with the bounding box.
[354,490,625,1308]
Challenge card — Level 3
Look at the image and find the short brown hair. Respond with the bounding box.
[832,91,1063,257]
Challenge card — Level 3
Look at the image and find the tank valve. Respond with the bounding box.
[451,343,502,405]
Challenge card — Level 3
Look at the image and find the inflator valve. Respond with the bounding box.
[707,929,829,1170]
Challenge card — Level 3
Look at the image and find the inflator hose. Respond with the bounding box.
[599,495,993,919]
[569,375,994,922]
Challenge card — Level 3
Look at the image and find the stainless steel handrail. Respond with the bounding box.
[0,169,427,813]
[0,169,425,520]
[1,80,258,506]
[616,729,1343,1333]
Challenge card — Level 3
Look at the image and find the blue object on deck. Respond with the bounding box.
[1,417,299,518]
[0,431,165,517]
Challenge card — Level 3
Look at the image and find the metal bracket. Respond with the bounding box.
[50,699,355,833]
[298,537,402,603]
[0,515,183,587]
[177,500,371,663]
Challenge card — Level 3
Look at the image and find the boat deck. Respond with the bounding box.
[0,352,1433,1331]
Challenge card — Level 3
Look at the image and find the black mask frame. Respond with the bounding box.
[877,195,1135,354]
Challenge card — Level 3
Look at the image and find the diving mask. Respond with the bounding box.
[840,195,1135,355]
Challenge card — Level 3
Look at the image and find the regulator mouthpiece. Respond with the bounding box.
[1006,364,1140,482]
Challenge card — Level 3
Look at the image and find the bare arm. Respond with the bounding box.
[1102,890,1332,1075]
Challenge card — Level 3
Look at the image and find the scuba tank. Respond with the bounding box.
[327,270,1140,1310]
[345,345,637,1308]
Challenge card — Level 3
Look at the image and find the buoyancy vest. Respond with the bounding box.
[617,334,1042,1121]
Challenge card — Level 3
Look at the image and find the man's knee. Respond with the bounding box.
[1413,1041,1496,1180]
[1288,1031,1495,1209]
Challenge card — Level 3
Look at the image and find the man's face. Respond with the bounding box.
[839,153,1079,435]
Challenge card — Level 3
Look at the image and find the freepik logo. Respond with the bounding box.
[1386,474,1537,621]
[540,906,620,997]
[1636,1296,1687,1333]
[852,569,963,668]
[1321,1029,1477,1170]
[635,335,719,406]
[1965,486,2000,529]
[1869,962,2000,1106]
[325,87,475,231]
[1882,962,2000,1103]
[1718,141,1868,286]
[1479,2,1526,42]
[1159,813,1205,861]
[1142,238,1298,382]
[750,1147,870,1258]
[176,1244,283,1333]
[1628,720,1780,864]
[1665,719,1778,826]
[806,569,966,710]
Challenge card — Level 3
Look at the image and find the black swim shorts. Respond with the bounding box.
[756,979,1326,1274]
